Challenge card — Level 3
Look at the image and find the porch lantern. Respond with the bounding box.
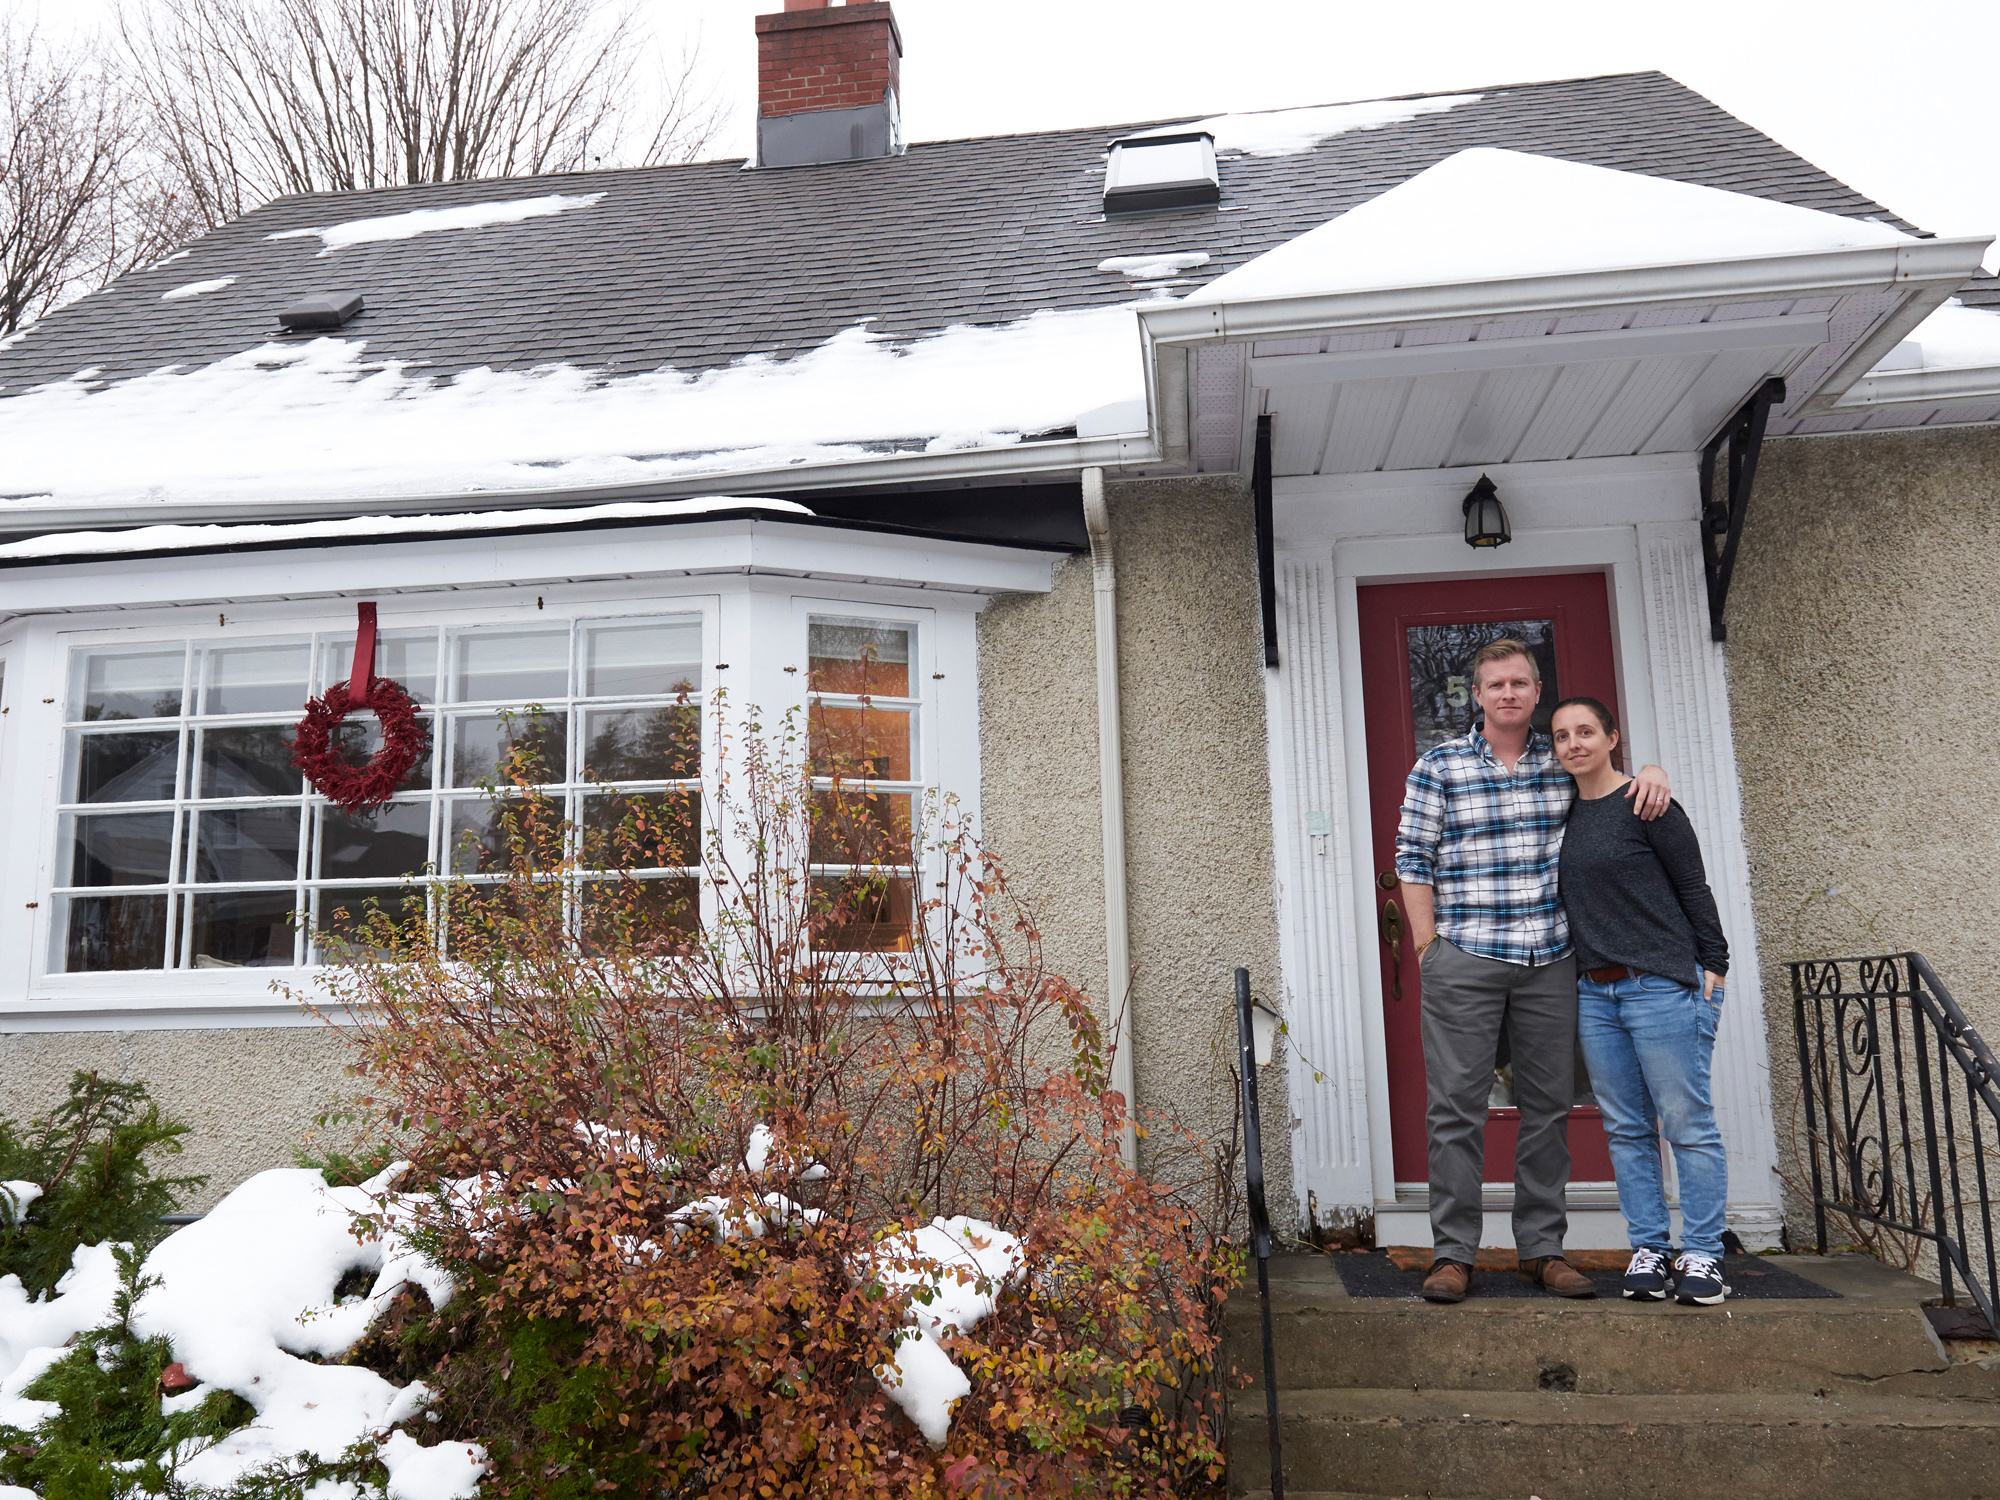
[1462,474,1511,548]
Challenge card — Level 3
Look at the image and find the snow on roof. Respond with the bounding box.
[161,276,236,301]
[267,191,605,254]
[1188,147,1916,304]
[1134,93,1482,157]
[1869,298,2000,375]
[0,495,810,562]
[1098,252,1210,281]
[0,305,1145,512]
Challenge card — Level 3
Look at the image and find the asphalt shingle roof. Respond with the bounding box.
[0,71,1933,394]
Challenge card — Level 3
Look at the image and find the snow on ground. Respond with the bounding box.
[867,1217,1025,1447]
[129,1165,479,1495]
[1869,297,2000,374]
[268,194,606,255]
[0,495,810,562]
[1189,147,1917,305]
[1132,93,1480,157]
[0,1243,121,1430]
[161,277,237,301]
[1,1144,1029,1484]
[0,305,1146,513]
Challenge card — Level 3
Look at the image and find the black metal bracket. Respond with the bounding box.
[1254,414,1278,669]
[1698,377,1784,643]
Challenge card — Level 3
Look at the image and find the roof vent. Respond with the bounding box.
[1103,131,1219,214]
[278,291,365,331]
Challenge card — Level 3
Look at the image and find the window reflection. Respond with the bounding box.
[319,802,432,881]
[68,812,176,886]
[198,725,300,798]
[450,711,567,787]
[189,807,302,883]
[582,704,697,782]
[70,731,180,803]
[186,890,297,968]
[70,649,184,722]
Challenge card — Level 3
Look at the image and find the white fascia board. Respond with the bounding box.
[0,431,1164,535]
[0,518,1067,619]
[1832,362,2000,409]
[1141,237,1990,417]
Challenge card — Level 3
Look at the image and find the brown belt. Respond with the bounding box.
[1585,963,1637,983]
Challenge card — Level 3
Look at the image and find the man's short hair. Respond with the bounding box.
[1468,638,1540,689]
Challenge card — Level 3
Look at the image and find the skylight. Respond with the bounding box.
[1103,132,1219,215]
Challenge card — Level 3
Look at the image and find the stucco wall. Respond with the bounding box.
[1726,424,2000,1233]
[0,1026,358,1210]
[979,474,1296,1235]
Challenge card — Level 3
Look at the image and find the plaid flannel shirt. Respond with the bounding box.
[1394,724,1575,967]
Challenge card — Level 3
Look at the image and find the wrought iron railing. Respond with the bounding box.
[1792,952,2000,1329]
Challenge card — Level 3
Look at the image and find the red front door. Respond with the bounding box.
[1357,572,1618,1186]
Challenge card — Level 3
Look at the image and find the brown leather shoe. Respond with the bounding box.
[1421,1260,1471,1303]
[1520,1255,1598,1298]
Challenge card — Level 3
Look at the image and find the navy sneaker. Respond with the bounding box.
[1674,1250,1729,1305]
[1622,1245,1672,1301]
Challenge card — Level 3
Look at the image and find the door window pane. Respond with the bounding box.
[197,725,301,798]
[318,802,432,882]
[200,644,311,716]
[70,649,185,722]
[809,618,912,696]
[63,894,170,971]
[582,621,700,698]
[1405,620,1559,754]
[186,890,297,968]
[451,630,568,704]
[68,730,181,803]
[189,807,302,883]
[67,812,176,886]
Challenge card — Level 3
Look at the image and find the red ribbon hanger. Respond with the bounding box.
[348,601,378,706]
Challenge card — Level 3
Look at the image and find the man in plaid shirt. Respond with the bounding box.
[1397,639,1669,1303]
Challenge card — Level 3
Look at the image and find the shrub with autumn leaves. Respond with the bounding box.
[309,692,1242,1499]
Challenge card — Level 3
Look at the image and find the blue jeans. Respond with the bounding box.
[1577,971,1729,1257]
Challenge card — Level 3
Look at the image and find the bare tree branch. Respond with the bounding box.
[0,14,159,335]
[118,0,729,234]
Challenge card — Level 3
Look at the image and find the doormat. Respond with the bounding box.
[1333,1252,1840,1300]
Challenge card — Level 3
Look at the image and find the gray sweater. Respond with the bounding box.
[1558,789,1728,983]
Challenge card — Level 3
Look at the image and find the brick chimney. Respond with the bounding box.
[755,1,903,168]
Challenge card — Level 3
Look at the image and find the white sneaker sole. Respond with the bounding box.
[1623,1287,1668,1301]
[1676,1286,1729,1305]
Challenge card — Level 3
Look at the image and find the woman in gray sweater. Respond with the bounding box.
[1552,696,1731,1307]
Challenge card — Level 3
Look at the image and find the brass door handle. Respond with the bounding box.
[1380,898,1405,1000]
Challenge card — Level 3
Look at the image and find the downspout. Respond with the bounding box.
[1082,466,1138,1170]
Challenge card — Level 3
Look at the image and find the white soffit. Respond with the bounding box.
[1142,149,1992,476]
[1781,298,2000,436]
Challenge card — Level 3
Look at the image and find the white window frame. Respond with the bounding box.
[0,557,994,1029]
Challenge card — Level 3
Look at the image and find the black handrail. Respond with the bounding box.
[1234,967,1283,1500]
[1792,952,2000,1330]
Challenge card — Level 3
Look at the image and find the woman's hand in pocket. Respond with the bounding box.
[1703,970,1726,1002]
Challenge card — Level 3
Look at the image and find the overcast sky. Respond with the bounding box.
[669,0,2000,271]
[37,0,2000,271]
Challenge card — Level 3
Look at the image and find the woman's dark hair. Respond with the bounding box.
[1552,695,1619,741]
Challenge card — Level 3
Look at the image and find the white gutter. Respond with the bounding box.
[1832,363,2000,408]
[1082,466,1138,1170]
[1138,236,1992,420]
[0,428,1166,536]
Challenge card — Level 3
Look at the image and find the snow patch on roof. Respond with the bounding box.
[268,192,606,254]
[1189,147,1914,304]
[1,495,811,562]
[1099,251,1210,280]
[0,305,1145,513]
[1136,93,1481,158]
[161,276,237,301]
[1869,298,2000,375]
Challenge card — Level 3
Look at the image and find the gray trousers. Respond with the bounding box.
[1420,939,1578,1265]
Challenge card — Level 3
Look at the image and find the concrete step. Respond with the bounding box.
[1226,1253,1983,1396]
[1231,1387,2000,1500]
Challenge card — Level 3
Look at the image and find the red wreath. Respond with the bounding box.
[292,603,431,813]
